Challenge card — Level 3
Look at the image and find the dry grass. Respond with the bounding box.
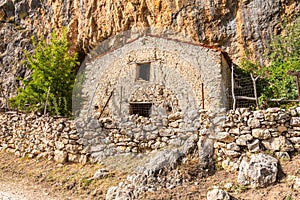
[0,150,128,199]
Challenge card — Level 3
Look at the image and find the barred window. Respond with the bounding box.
[129,103,152,117]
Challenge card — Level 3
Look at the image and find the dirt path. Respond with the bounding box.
[0,181,60,200]
[0,176,68,200]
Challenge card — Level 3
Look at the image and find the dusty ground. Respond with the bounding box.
[0,151,299,200]
[141,153,300,200]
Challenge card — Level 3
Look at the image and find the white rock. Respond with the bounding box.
[207,188,230,200]
[238,154,278,188]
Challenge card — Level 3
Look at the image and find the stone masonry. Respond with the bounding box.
[0,111,88,163]
[1,107,300,166]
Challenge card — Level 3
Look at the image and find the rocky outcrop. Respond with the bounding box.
[1,0,300,105]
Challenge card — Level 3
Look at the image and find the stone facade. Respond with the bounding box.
[75,34,232,161]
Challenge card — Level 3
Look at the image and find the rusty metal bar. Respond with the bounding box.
[202,82,205,109]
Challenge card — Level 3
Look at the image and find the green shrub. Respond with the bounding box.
[10,28,79,116]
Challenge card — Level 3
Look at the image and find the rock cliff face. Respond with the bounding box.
[0,0,299,107]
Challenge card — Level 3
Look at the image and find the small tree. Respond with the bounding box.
[10,29,79,116]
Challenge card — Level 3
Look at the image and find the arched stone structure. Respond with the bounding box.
[74,35,232,160]
[78,36,231,121]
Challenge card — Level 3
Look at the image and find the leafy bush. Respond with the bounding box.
[263,17,300,101]
[10,29,79,116]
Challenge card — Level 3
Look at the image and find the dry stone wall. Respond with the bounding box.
[214,107,300,171]
[76,110,208,162]
[0,111,89,164]
[1,107,300,167]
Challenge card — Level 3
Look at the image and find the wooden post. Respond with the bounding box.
[250,73,259,109]
[296,74,300,102]
[44,86,51,115]
[120,86,123,116]
[231,64,236,110]
[287,70,300,102]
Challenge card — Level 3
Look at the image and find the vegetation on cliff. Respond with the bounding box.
[239,17,300,107]
[10,29,79,116]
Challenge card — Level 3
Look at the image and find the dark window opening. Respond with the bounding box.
[129,103,152,117]
[137,63,150,81]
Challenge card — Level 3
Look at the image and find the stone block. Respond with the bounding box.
[68,153,80,162]
[290,117,300,127]
[236,134,253,146]
[54,141,64,150]
[247,139,260,153]
[248,118,261,128]
[289,137,300,144]
[54,150,68,163]
[252,128,271,140]
[262,136,294,152]
[277,125,287,133]
[214,132,235,143]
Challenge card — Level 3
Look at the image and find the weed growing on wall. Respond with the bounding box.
[10,28,79,116]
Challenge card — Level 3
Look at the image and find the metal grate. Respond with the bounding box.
[129,102,152,117]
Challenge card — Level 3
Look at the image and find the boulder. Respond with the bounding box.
[207,188,231,200]
[237,154,278,188]
[198,136,214,168]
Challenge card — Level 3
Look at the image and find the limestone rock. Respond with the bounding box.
[290,117,300,127]
[227,142,240,151]
[198,136,214,168]
[238,154,278,188]
[54,150,68,163]
[168,112,182,122]
[91,168,112,180]
[275,152,290,161]
[214,132,235,143]
[277,125,287,133]
[136,149,182,175]
[252,128,271,140]
[262,136,294,152]
[247,139,260,153]
[236,134,253,146]
[289,137,300,144]
[248,118,260,128]
[207,188,231,200]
